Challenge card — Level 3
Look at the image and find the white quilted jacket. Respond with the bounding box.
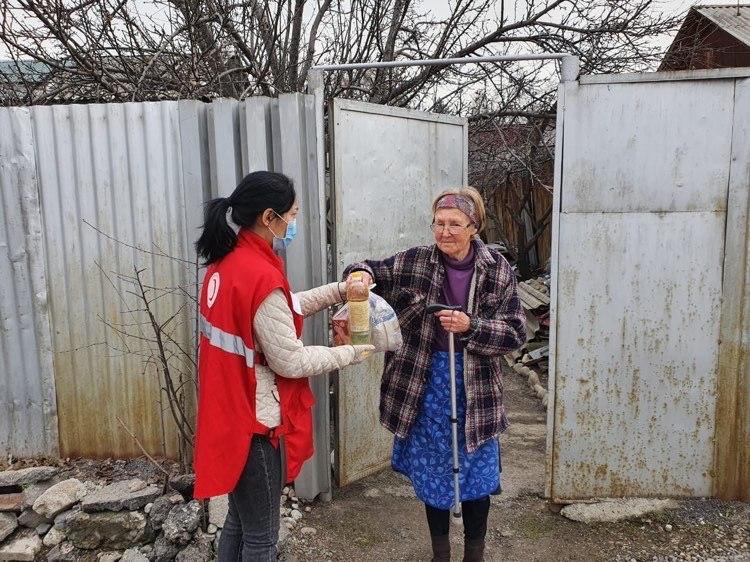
[254,282,353,427]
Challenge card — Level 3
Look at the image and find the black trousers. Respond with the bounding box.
[217,435,282,562]
[425,496,491,540]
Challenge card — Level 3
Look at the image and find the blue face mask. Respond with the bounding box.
[270,213,298,249]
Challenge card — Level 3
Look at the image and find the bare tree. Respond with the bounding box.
[1,1,681,107]
[0,0,681,274]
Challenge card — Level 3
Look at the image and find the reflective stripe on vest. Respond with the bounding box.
[199,314,255,368]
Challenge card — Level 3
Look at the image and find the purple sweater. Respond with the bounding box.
[433,245,476,353]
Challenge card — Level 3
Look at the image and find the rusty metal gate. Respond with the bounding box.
[547,68,750,501]
[330,99,468,485]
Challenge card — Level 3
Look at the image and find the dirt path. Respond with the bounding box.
[284,370,750,562]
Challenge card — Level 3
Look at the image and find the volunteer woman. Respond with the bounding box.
[344,187,525,562]
[194,171,373,561]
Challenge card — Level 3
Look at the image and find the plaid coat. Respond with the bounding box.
[344,239,526,452]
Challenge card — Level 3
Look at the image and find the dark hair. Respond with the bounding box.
[195,171,296,264]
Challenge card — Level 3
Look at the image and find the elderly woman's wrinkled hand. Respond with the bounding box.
[434,309,471,334]
[346,271,373,290]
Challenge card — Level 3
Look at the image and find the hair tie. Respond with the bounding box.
[226,206,241,234]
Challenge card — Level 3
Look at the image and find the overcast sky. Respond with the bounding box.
[418,0,699,47]
[0,0,714,61]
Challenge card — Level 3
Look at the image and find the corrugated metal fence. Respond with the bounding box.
[0,96,328,497]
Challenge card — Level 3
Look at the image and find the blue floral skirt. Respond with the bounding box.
[391,352,501,510]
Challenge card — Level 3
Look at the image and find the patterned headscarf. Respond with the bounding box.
[435,194,478,225]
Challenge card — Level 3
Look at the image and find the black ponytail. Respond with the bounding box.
[195,171,296,264]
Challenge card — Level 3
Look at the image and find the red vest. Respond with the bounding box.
[193,230,315,499]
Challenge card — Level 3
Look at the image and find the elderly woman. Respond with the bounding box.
[344,187,526,562]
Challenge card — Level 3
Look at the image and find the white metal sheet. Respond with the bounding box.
[551,211,724,499]
[548,74,743,500]
[561,80,734,214]
[332,98,468,485]
[0,108,59,457]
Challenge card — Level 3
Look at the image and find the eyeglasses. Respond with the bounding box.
[430,223,472,235]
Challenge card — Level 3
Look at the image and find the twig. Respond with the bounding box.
[116,415,171,479]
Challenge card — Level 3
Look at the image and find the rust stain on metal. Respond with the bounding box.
[713,341,750,501]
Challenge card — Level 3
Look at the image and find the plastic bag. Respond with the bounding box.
[333,293,403,352]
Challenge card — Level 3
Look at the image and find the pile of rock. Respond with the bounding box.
[0,466,211,561]
[0,463,314,561]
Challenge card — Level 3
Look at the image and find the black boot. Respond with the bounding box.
[430,534,451,562]
[462,538,485,562]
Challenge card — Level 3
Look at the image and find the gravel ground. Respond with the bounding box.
[281,369,750,562]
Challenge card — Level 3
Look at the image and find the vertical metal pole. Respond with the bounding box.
[560,55,580,83]
[448,332,462,518]
[307,68,334,503]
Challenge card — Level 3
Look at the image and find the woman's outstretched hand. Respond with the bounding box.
[434,309,471,334]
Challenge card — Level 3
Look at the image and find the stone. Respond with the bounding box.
[32,479,85,519]
[144,503,153,514]
[45,541,82,562]
[0,530,42,561]
[168,475,194,500]
[301,527,317,535]
[17,508,48,529]
[0,513,18,542]
[52,508,76,533]
[0,467,59,487]
[277,523,291,554]
[34,522,51,535]
[153,533,180,562]
[175,533,213,562]
[149,496,180,531]
[665,524,673,532]
[363,488,381,498]
[43,526,66,547]
[121,548,149,562]
[98,552,123,562]
[162,501,201,545]
[208,495,228,528]
[290,510,303,521]
[21,482,54,508]
[66,510,151,550]
[82,479,161,513]
[560,498,679,524]
[304,507,311,513]
[0,493,24,512]
[527,371,541,387]
[207,524,218,534]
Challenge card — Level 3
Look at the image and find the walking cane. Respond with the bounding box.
[426,303,464,523]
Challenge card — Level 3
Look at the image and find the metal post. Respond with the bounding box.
[310,53,574,72]
[305,68,334,503]
[560,55,580,83]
